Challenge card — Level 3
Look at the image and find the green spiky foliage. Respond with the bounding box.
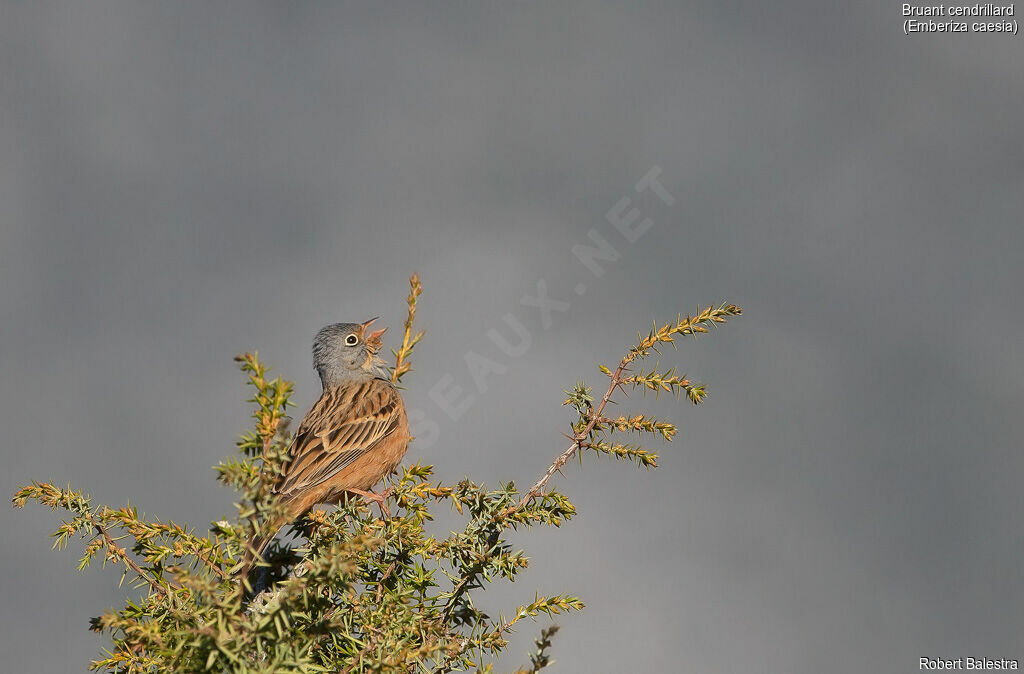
[12,276,740,673]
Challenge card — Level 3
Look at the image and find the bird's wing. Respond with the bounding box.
[275,379,401,498]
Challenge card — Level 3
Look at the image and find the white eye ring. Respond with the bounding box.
[345,334,359,346]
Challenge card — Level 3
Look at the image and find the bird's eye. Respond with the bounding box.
[345,334,359,346]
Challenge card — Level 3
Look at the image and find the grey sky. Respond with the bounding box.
[2,3,1022,673]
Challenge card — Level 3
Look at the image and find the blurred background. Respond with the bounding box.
[2,3,1022,672]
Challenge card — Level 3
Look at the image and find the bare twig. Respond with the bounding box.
[502,359,628,518]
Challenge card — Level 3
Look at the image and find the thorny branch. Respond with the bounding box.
[503,359,629,518]
[507,303,741,517]
[91,519,179,595]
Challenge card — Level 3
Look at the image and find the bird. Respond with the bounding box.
[237,317,410,583]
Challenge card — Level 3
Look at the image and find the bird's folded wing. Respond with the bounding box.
[275,380,401,497]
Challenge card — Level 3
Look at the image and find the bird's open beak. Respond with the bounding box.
[361,317,387,349]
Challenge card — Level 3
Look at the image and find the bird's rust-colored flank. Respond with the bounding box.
[238,319,409,581]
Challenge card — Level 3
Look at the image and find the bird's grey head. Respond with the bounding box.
[312,318,390,388]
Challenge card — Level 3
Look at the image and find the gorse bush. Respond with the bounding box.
[13,275,741,673]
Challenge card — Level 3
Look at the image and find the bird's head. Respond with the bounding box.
[313,317,390,387]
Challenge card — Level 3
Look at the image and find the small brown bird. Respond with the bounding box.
[238,317,409,581]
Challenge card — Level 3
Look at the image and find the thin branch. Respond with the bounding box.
[192,544,230,581]
[503,359,628,518]
[375,560,398,604]
[433,603,547,674]
[392,273,424,384]
[448,305,741,630]
[440,529,502,622]
[340,636,380,674]
[433,636,471,674]
[505,303,741,517]
[91,520,178,595]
